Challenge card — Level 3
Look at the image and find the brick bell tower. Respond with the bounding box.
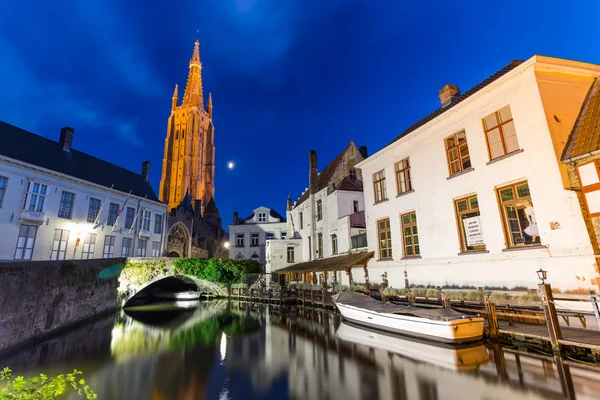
[159,39,215,211]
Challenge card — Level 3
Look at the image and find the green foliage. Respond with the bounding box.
[350,283,366,293]
[0,368,97,399]
[489,292,512,304]
[517,293,541,304]
[382,287,410,296]
[173,258,263,286]
[121,259,169,286]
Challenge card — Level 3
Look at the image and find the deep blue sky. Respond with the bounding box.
[2,1,600,227]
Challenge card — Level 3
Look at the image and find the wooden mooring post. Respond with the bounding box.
[539,283,563,354]
[590,291,600,330]
[484,296,499,340]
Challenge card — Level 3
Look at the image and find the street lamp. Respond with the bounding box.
[364,275,369,283]
[224,241,230,249]
[381,271,388,282]
[536,268,547,284]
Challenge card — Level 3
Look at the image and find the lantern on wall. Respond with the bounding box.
[536,268,548,284]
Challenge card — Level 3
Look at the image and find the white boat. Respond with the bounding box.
[335,321,489,371]
[152,290,202,300]
[332,291,484,344]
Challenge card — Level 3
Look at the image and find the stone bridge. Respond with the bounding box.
[118,257,227,307]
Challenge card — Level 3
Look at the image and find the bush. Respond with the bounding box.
[0,368,96,399]
[173,258,264,286]
[517,293,541,304]
[489,292,511,304]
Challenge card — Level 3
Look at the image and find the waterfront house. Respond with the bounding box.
[228,206,287,264]
[266,142,373,286]
[0,122,168,261]
[356,56,600,292]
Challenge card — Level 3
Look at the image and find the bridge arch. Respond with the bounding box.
[117,258,227,307]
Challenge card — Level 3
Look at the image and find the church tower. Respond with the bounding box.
[159,39,215,211]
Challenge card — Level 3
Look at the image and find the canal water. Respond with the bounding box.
[1,300,600,399]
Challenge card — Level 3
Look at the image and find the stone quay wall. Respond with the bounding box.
[0,258,125,353]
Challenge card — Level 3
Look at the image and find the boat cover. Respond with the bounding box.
[334,291,473,321]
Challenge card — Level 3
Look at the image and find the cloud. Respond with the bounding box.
[116,122,143,147]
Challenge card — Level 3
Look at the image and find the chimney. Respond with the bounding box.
[233,211,239,225]
[141,161,150,181]
[309,150,318,195]
[358,145,368,158]
[438,84,460,108]
[59,127,74,152]
[287,195,292,211]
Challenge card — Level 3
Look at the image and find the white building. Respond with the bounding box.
[266,142,372,285]
[357,56,600,292]
[228,206,287,264]
[0,123,168,261]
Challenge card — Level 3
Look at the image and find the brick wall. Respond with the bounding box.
[0,258,124,353]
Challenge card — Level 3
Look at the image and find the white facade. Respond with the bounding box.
[228,206,287,264]
[266,187,367,284]
[358,56,600,291]
[0,157,168,261]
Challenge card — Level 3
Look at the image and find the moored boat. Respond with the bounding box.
[332,291,484,344]
[152,290,202,300]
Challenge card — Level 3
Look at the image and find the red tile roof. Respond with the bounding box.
[563,78,600,161]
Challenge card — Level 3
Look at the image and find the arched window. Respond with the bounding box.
[236,253,244,260]
[251,252,259,260]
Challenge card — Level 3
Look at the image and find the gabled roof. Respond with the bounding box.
[382,60,524,151]
[276,251,374,273]
[269,208,286,222]
[336,177,363,192]
[294,141,364,208]
[562,78,600,161]
[0,121,160,202]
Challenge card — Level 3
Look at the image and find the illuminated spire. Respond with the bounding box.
[207,92,213,119]
[171,84,178,111]
[182,39,203,107]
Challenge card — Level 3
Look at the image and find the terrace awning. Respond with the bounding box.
[275,251,374,274]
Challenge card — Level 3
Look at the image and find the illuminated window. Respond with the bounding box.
[377,218,392,259]
[51,229,69,260]
[373,170,387,203]
[395,158,412,195]
[445,131,471,175]
[81,233,97,259]
[455,195,485,252]
[401,212,419,257]
[483,106,520,160]
[497,181,541,248]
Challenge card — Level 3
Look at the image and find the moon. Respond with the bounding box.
[227,161,234,169]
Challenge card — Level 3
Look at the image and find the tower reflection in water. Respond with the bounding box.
[3,301,600,399]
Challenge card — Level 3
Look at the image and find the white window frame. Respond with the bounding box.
[15,224,37,260]
[141,210,151,231]
[81,233,97,259]
[251,233,259,246]
[103,235,115,258]
[51,228,69,260]
[23,181,48,212]
[137,239,147,256]
[152,241,161,257]
[121,237,132,257]
[236,234,244,247]
[154,214,163,234]
[58,191,75,219]
[125,207,136,229]
[87,197,102,223]
[258,212,267,223]
[107,203,119,226]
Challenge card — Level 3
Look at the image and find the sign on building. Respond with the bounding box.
[463,216,484,246]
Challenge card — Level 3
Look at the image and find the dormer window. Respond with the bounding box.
[258,212,267,223]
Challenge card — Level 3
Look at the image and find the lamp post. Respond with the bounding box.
[380,271,389,301]
[536,268,547,284]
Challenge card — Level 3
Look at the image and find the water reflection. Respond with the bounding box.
[1,302,600,399]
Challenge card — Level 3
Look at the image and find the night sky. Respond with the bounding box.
[2,1,600,227]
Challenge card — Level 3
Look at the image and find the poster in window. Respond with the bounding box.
[463,216,484,246]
